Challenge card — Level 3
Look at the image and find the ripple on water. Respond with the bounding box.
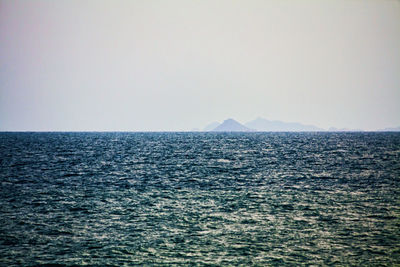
[0,132,399,265]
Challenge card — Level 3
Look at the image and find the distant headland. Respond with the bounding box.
[200,117,400,132]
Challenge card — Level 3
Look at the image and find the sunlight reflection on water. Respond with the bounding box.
[0,132,399,265]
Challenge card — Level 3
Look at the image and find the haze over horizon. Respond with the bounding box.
[1,0,399,131]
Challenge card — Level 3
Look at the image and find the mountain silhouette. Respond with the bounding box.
[203,117,400,132]
[212,119,253,132]
[245,117,323,131]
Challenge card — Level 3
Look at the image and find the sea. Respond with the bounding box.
[0,132,399,266]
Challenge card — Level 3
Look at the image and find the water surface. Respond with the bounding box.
[0,132,399,265]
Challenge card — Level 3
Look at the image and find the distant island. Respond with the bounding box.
[245,117,323,132]
[201,117,400,132]
[205,117,322,132]
[211,119,253,132]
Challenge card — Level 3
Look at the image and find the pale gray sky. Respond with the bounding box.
[1,0,399,131]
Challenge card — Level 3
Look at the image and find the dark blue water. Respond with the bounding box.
[0,132,399,266]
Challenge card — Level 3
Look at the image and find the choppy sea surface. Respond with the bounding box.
[0,132,399,266]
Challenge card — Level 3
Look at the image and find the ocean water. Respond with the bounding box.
[0,132,399,266]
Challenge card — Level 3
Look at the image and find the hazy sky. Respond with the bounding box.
[1,0,399,131]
